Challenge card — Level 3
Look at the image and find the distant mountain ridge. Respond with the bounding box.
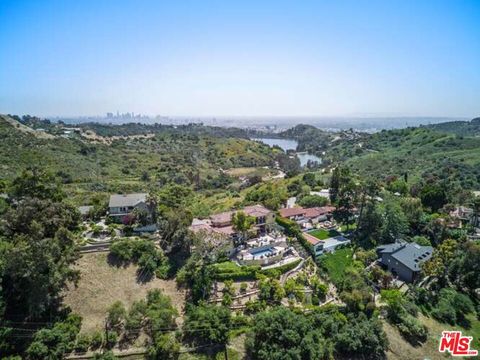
[423,117,480,136]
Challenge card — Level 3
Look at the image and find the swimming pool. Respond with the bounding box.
[249,247,274,259]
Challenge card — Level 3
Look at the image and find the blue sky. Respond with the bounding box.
[0,0,479,117]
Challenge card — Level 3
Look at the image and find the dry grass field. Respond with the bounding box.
[63,252,186,333]
[385,313,480,360]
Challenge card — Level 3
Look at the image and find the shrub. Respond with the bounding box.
[110,238,170,278]
[298,194,329,208]
[107,301,126,329]
[240,282,248,293]
[74,333,90,353]
[90,330,103,349]
[396,315,428,343]
[105,331,118,349]
[275,216,314,255]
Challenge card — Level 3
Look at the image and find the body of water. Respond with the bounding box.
[252,138,298,151]
[253,138,322,167]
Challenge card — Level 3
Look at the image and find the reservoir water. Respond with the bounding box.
[252,138,322,167]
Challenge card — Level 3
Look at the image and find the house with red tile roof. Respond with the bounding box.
[279,206,335,227]
[190,204,275,240]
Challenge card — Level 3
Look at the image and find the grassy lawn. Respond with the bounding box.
[320,247,353,284]
[340,223,357,233]
[309,228,340,240]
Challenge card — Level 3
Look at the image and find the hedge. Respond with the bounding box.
[261,258,302,277]
[275,216,314,256]
[212,263,261,281]
[211,259,302,281]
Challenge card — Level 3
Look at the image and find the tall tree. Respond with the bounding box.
[470,196,480,228]
[231,211,255,243]
[1,170,80,318]
[329,167,341,204]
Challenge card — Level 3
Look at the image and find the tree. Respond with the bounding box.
[26,314,82,360]
[176,253,213,304]
[247,307,331,360]
[334,313,388,359]
[449,241,480,293]
[106,301,126,330]
[297,195,328,208]
[145,289,178,337]
[422,239,457,286]
[1,177,80,317]
[329,167,341,204]
[355,201,382,247]
[9,168,65,202]
[157,184,193,210]
[157,208,193,254]
[183,304,231,346]
[277,153,301,177]
[470,196,480,228]
[399,197,424,231]
[431,288,474,325]
[231,211,255,243]
[147,333,180,360]
[380,197,408,243]
[386,179,408,195]
[258,278,285,304]
[420,183,447,212]
[333,177,356,231]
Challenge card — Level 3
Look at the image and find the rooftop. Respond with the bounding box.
[279,207,306,218]
[210,204,271,225]
[303,232,321,246]
[279,206,335,219]
[378,242,433,272]
[109,193,147,208]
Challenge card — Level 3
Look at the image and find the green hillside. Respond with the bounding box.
[0,115,277,203]
[324,126,480,190]
[425,117,480,136]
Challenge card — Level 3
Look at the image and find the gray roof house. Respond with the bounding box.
[108,193,149,222]
[377,241,433,283]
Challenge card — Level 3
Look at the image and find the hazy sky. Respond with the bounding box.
[0,0,479,117]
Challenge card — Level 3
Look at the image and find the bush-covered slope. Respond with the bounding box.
[325,126,480,189]
[0,115,277,198]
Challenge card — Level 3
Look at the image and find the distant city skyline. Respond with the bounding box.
[1,0,479,118]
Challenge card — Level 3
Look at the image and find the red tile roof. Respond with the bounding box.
[279,207,306,218]
[210,204,272,226]
[303,232,321,246]
[316,206,336,215]
[279,206,335,219]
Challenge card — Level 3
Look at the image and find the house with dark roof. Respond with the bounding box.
[377,241,433,283]
[108,193,150,223]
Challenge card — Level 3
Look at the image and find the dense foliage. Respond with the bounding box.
[246,307,388,360]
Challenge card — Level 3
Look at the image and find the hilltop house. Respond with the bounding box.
[377,241,433,283]
[190,204,275,238]
[236,233,291,267]
[108,193,150,223]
